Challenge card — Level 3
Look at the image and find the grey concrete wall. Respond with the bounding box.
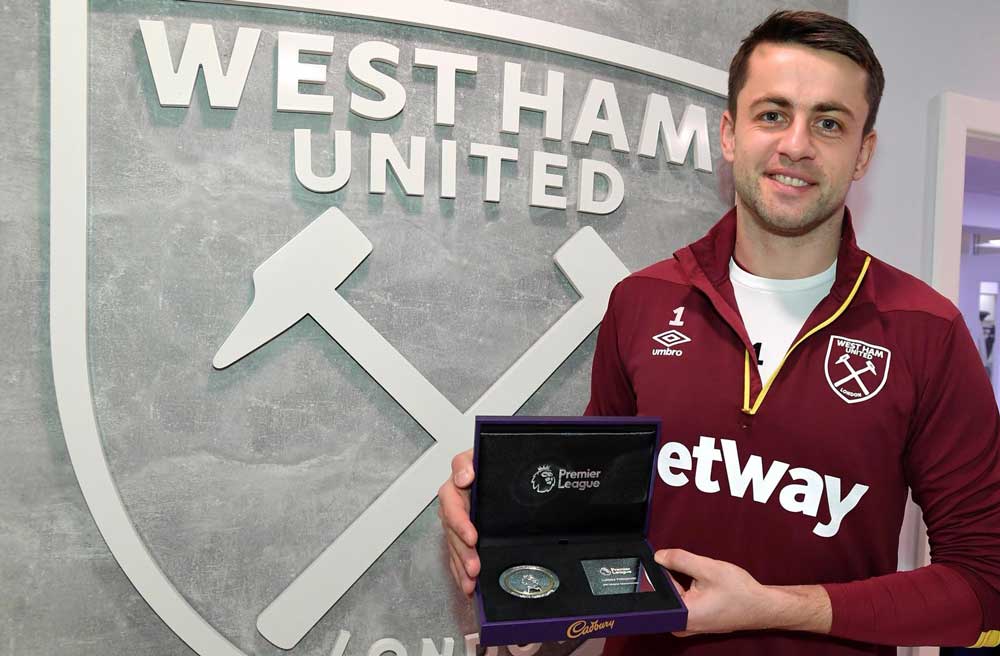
[1,1,844,655]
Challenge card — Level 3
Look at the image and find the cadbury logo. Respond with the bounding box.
[566,619,615,638]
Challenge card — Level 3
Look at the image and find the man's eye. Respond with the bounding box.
[818,118,840,131]
[762,111,781,122]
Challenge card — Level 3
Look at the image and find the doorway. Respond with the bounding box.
[927,94,1000,656]
[957,140,1000,402]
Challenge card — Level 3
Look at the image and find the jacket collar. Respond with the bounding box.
[675,206,870,304]
[673,207,873,410]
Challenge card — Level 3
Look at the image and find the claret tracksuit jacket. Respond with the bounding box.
[587,209,1000,655]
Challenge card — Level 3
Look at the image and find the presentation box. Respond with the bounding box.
[471,416,687,646]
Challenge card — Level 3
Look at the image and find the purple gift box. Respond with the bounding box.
[471,416,687,646]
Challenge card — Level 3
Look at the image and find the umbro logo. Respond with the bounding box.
[653,330,691,347]
[651,329,691,357]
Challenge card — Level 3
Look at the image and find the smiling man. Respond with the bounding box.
[438,11,1000,654]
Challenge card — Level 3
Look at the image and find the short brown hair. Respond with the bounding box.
[728,10,885,135]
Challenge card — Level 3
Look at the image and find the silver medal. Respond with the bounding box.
[499,565,560,599]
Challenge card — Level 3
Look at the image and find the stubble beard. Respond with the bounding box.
[733,164,845,238]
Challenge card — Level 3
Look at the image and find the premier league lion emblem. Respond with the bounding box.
[824,335,892,404]
[531,465,557,493]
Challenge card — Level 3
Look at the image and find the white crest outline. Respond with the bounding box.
[824,335,892,405]
[49,1,725,654]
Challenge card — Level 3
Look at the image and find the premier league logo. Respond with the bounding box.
[531,465,557,494]
[824,335,892,404]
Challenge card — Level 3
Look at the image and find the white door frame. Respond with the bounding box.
[927,92,1000,299]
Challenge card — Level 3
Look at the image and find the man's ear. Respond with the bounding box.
[720,110,736,164]
[853,129,877,181]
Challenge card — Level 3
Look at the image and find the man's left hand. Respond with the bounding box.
[654,548,833,637]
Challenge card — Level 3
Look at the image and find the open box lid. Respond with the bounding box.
[472,416,660,543]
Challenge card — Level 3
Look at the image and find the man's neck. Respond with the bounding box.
[732,202,843,280]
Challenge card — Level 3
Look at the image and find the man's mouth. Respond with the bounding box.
[767,173,812,188]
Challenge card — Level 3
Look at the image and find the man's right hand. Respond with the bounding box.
[438,449,479,598]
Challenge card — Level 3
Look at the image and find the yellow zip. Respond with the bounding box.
[743,350,752,411]
[971,630,1000,648]
[741,256,872,415]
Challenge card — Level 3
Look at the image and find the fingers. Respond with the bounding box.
[438,455,480,598]
[444,520,480,576]
[438,479,476,548]
[439,494,478,596]
[663,568,687,597]
[447,549,476,597]
[656,550,701,639]
[445,532,478,597]
[451,449,475,489]
[448,556,463,594]
[437,482,480,584]
[655,548,714,579]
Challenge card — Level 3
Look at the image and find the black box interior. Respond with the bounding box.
[473,418,683,623]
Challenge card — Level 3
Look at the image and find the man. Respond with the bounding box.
[439,11,1000,654]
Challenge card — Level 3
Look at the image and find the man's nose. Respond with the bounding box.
[777,117,816,161]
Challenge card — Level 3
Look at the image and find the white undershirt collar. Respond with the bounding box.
[728,257,837,384]
[729,258,837,293]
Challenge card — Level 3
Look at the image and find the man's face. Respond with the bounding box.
[720,42,877,237]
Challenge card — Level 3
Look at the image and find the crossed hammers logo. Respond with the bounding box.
[213,207,629,649]
[824,335,892,405]
[832,353,878,395]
